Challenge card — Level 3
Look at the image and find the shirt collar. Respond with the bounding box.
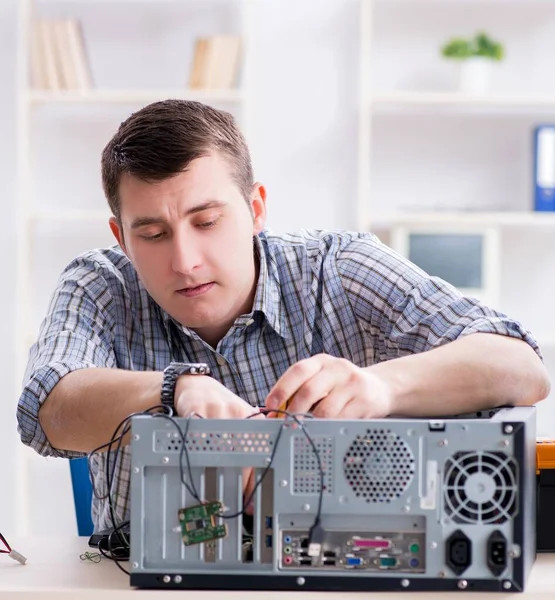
[251,231,291,340]
[158,231,291,342]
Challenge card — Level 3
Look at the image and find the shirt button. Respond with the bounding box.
[216,355,226,366]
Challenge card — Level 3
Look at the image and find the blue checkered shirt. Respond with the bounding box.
[16,229,540,531]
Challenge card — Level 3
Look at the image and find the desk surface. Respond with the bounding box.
[1,537,555,599]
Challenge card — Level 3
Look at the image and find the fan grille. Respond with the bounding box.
[444,451,518,524]
[343,429,415,503]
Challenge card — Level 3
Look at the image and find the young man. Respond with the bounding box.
[17,100,549,531]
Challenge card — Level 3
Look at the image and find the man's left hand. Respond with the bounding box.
[265,354,393,418]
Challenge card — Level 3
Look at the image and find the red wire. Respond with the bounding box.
[0,532,12,553]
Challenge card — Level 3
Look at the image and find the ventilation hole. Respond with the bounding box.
[293,436,334,494]
[342,429,415,503]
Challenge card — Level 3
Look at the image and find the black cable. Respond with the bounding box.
[87,404,171,569]
[259,409,324,528]
[0,532,11,553]
[89,403,327,572]
[151,412,202,502]
[171,407,324,529]
[221,418,287,520]
[105,520,132,575]
[88,405,171,500]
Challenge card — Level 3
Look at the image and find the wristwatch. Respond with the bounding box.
[161,362,211,409]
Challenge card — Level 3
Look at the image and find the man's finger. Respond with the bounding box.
[265,357,323,411]
[285,368,345,415]
[310,390,352,419]
[334,398,369,419]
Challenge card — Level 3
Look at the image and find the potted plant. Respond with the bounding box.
[441,32,504,94]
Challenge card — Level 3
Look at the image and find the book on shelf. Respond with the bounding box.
[189,35,242,90]
[30,18,93,92]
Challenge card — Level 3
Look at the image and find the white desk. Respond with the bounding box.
[1,537,555,599]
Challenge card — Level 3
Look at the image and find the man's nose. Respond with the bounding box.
[171,231,201,275]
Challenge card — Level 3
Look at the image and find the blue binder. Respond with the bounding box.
[534,125,555,212]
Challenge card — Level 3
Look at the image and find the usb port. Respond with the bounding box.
[265,516,273,529]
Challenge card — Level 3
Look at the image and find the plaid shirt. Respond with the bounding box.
[17,229,540,531]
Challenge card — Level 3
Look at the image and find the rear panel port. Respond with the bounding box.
[299,557,312,566]
[378,556,397,568]
[345,556,364,567]
[446,530,472,576]
[283,546,292,555]
[352,538,391,550]
[487,530,507,576]
[265,535,273,548]
[300,538,309,549]
[265,516,273,529]
[283,555,293,566]
[323,558,336,567]
[283,536,292,545]
[323,550,336,558]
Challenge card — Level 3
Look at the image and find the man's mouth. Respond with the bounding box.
[176,282,215,298]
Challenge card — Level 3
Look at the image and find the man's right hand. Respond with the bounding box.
[174,374,262,419]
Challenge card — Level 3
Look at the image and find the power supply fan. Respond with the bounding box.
[444,451,518,524]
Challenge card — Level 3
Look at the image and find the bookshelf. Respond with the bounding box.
[15,0,256,535]
[358,0,555,435]
[358,0,555,312]
[28,89,246,104]
[371,211,555,227]
[371,91,555,113]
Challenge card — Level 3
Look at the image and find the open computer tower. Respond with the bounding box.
[128,406,536,592]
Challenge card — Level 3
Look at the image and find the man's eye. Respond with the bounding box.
[141,232,165,241]
[197,219,219,229]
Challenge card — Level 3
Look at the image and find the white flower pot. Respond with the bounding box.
[457,57,493,94]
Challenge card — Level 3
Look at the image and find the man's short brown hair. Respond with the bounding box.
[101,99,254,222]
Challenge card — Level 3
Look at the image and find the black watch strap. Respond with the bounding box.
[161,362,210,409]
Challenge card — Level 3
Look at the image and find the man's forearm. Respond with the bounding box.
[38,368,164,453]
[370,333,550,417]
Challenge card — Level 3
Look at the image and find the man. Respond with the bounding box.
[17,100,549,532]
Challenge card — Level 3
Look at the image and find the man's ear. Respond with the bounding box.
[109,217,127,254]
[250,183,267,235]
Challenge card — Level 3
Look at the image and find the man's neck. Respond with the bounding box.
[193,251,261,350]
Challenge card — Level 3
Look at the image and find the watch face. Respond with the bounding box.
[175,363,210,376]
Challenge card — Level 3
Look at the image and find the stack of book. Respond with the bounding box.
[189,35,242,90]
[30,18,93,91]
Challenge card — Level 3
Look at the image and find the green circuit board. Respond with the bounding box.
[178,501,227,546]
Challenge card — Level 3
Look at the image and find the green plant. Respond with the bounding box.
[441,32,504,61]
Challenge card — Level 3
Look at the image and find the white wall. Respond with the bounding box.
[1,0,19,538]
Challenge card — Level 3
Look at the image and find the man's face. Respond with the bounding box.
[110,151,266,346]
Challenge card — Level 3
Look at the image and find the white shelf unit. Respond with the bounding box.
[371,91,555,113]
[358,0,555,434]
[27,88,246,104]
[15,0,255,535]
